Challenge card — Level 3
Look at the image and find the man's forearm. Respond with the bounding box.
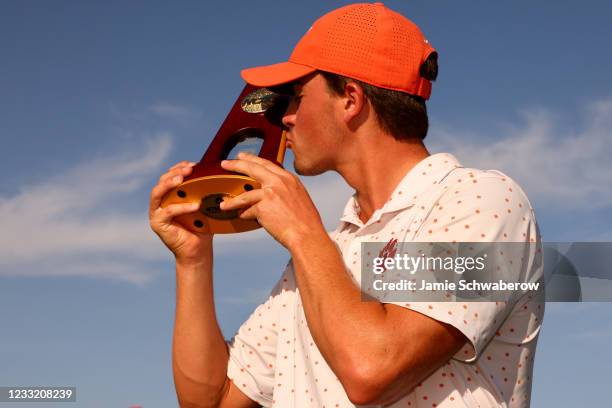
[290,231,468,405]
[289,231,390,388]
[173,249,230,408]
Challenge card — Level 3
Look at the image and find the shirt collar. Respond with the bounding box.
[339,153,463,227]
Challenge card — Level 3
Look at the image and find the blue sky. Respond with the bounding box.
[1,1,611,407]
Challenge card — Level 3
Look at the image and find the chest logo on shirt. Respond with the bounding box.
[377,238,398,273]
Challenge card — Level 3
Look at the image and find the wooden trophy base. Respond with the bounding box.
[161,174,262,234]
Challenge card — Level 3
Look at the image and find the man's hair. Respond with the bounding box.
[320,52,438,140]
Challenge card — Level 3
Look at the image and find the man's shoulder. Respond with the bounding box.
[441,164,516,186]
[437,165,534,213]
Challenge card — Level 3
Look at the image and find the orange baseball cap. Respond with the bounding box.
[241,2,437,99]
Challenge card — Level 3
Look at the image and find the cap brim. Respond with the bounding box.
[241,61,316,87]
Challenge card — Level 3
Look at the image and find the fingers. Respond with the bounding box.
[159,162,196,183]
[169,160,197,172]
[149,175,185,215]
[220,158,268,183]
[235,152,286,176]
[221,154,287,185]
[238,204,258,220]
[150,161,197,215]
[151,201,201,225]
[219,189,264,211]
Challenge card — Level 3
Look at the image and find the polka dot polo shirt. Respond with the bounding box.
[227,153,544,407]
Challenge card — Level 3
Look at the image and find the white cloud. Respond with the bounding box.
[149,102,201,124]
[0,135,174,283]
[428,98,612,210]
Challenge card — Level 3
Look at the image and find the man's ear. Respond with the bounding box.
[341,81,366,124]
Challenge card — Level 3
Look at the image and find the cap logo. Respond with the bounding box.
[241,88,279,113]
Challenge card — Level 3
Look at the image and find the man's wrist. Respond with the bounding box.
[174,237,214,270]
[175,256,212,273]
[287,224,332,255]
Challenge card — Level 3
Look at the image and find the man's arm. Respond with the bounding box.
[149,161,258,408]
[287,172,539,404]
[219,154,467,405]
[289,233,467,405]
[173,260,258,408]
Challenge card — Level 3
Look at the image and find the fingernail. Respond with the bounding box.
[189,161,197,166]
[172,176,181,183]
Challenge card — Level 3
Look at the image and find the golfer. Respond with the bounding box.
[150,3,544,407]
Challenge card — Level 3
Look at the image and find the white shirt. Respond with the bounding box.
[227,153,544,407]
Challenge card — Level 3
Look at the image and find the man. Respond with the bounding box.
[149,3,544,407]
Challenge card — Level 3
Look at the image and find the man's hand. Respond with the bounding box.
[149,160,213,265]
[219,152,327,249]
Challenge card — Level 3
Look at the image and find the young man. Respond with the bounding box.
[149,3,543,407]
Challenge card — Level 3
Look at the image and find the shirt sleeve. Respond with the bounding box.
[226,266,290,407]
[387,172,542,363]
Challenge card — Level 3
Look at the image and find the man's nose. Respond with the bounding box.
[280,94,298,128]
[282,108,296,129]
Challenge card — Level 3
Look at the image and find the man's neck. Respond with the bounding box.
[337,137,429,224]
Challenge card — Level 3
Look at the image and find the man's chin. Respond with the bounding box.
[293,160,327,176]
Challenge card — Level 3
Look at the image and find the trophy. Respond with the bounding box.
[160,84,289,234]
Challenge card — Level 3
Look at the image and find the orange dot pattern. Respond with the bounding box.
[226,153,543,407]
